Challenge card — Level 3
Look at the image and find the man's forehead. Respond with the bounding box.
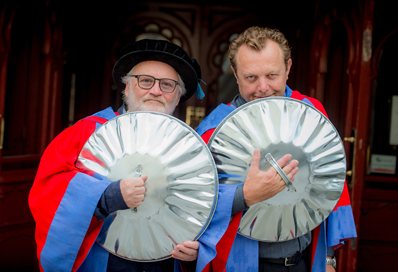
[130,60,178,75]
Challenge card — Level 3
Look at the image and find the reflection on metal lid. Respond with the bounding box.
[77,111,218,261]
[208,97,346,242]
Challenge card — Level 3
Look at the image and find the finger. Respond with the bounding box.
[249,149,261,171]
[276,153,293,169]
[278,179,287,190]
[171,248,197,261]
[122,176,146,186]
[182,240,199,250]
[174,246,196,257]
[287,166,299,181]
[282,159,299,174]
[134,187,146,195]
[174,241,198,256]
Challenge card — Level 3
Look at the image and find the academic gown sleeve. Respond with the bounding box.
[28,115,112,272]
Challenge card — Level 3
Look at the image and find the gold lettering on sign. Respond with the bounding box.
[186,106,205,128]
[362,27,372,62]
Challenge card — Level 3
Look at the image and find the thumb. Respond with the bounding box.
[141,176,148,183]
[137,176,148,187]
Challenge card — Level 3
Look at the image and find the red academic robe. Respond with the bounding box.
[28,107,118,271]
[195,89,357,272]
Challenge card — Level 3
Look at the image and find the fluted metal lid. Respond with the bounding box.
[208,97,346,242]
[77,111,218,261]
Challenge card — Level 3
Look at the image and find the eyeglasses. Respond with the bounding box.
[128,74,180,93]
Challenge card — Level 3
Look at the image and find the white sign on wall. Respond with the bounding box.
[369,154,396,174]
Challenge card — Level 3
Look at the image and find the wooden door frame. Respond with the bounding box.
[0,7,14,156]
[308,1,375,270]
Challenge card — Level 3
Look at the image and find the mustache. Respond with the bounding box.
[143,98,165,104]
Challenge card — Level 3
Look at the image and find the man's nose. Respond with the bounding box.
[149,80,163,95]
[257,78,271,92]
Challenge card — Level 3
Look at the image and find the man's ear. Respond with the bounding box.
[176,93,182,105]
[231,65,238,81]
[286,58,292,75]
[123,86,128,98]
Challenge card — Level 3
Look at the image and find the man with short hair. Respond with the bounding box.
[196,26,357,272]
